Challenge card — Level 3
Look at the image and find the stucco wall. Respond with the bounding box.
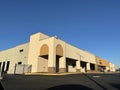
[96,56,109,67]
[109,63,115,72]
[0,43,29,73]
[28,33,55,72]
[66,44,96,64]
[54,38,96,64]
[37,57,48,72]
[0,32,115,73]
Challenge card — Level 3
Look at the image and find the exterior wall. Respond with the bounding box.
[27,33,97,73]
[54,38,66,72]
[109,63,115,72]
[66,44,96,72]
[37,57,48,72]
[66,44,96,64]
[68,65,76,72]
[28,33,56,72]
[81,67,86,72]
[96,56,109,67]
[28,33,65,73]
[0,43,29,73]
[96,56,110,71]
[52,38,96,72]
[0,32,116,73]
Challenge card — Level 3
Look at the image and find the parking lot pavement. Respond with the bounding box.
[0,81,4,90]
[1,73,120,90]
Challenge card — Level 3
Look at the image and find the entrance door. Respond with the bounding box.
[56,59,59,72]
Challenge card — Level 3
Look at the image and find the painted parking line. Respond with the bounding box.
[93,75,101,78]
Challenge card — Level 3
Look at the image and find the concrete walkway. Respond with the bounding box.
[25,72,119,76]
[25,72,82,76]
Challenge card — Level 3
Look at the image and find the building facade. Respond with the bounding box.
[0,32,115,74]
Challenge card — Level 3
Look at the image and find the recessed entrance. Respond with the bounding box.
[80,61,87,72]
[39,44,49,72]
[56,45,63,72]
[66,58,76,72]
[90,63,95,71]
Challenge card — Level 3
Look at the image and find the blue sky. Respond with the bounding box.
[0,0,120,68]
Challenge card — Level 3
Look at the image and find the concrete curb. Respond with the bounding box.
[25,72,119,76]
[25,72,82,76]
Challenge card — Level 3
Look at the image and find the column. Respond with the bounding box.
[87,62,90,72]
[95,64,98,72]
[59,57,66,72]
[48,46,56,73]
[76,60,81,72]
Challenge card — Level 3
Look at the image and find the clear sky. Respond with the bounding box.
[0,0,120,68]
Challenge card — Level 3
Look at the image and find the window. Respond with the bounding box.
[19,49,24,52]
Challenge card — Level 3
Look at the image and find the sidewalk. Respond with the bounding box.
[25,72,119,76]
[25,72,82,76]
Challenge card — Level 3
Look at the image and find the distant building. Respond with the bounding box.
[0,32,115,74]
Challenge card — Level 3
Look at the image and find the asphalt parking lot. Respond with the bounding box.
[0,73,120,90]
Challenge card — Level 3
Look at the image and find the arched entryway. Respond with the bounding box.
[40,44,49,59]
[56,44,64,72]
[38,44,49,72]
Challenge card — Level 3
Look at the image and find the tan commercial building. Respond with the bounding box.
[96,56,110,72]
[0,32,115,74]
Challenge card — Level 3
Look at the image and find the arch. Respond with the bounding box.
[56,44,63,56]
[40,44,49,56]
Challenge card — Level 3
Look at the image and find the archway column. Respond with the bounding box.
[76,60,81,72]
[87,62,90,72]
[95,64,98,72]
[59,56,66,72]
[48,45,56,73]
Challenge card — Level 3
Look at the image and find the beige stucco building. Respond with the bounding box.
[0,32,115,74]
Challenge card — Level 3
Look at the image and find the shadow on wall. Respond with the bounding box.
[46,84,93,90]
